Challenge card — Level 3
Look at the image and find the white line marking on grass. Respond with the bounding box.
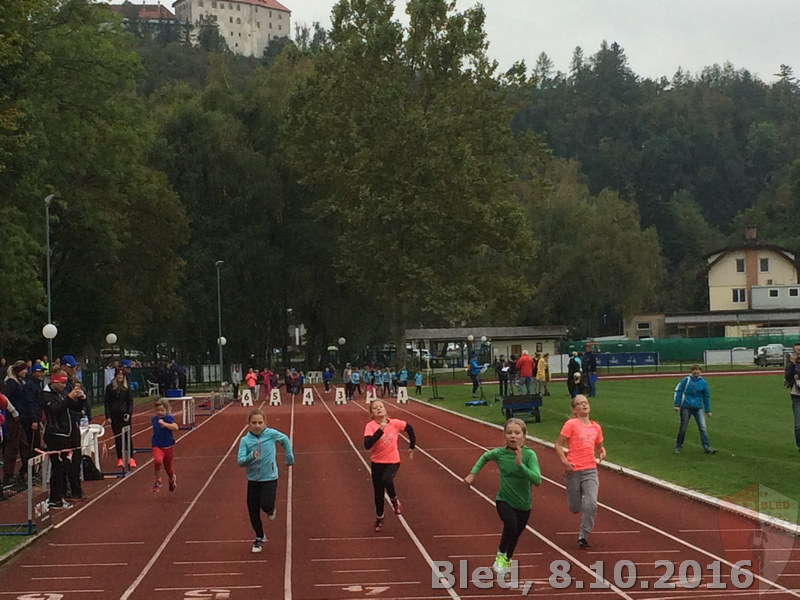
[119,414,249,600]
[391,400,800,599]
[315,389,463,600]
[55,402,232,530]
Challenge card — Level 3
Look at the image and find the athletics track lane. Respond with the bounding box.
[1,386,799,599]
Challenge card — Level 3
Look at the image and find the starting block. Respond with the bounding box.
[302,388,314,405]
[366,388,376,403]
[269,389,281,406]
[334,387,346,405]
[397,387,409,404]
[241,389,253,407]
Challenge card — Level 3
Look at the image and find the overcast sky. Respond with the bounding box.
[285,0,799,83]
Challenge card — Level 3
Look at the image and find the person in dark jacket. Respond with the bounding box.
[42,371,83,508]
[60,355,88,498]
[104,368,136,468]
[19,363,45,481]
[2,360,27,488]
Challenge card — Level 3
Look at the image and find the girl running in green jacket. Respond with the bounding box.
[464,418,541,574]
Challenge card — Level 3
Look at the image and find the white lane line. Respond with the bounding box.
[154,586,262,591]
[285,395,296,600]
[119,416,250,600]
[0,591,104,595]
[311,556,406,562]
[20,563,128,567]
[309,536,397,541]
[185,572,243,577]
[49,541,144,546]
[186,539,258,544]
[333,569,392,574]
[173,560,268,565]
[32,576,91,581]
[316,390,462,600]
[314,580,421,587]
[393,400,800,599]
[55,402,232,530]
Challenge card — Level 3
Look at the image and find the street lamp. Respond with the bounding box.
[42,324,58,365]
[215,260,224,384]
[338,337,346,366]
[44,194,55,360]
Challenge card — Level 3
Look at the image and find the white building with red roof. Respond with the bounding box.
[172,0,291,57]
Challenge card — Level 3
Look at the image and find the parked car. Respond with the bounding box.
[754,344,789,367]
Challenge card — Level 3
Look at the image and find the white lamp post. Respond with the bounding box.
[338,337,346,365]
[215,260,224,384]
[44,194,55,360]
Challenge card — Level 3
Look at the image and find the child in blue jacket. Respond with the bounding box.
[237,409,294,553]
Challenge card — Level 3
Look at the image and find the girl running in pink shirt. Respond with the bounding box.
[555,394,606,550]
[363,400,415,532]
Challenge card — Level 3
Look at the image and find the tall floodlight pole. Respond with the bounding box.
[215,260,225,384]
[44,194,55,361]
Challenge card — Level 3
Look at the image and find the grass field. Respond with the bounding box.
[427,372,800,524]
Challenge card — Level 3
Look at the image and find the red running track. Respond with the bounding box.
[1,386,798,599]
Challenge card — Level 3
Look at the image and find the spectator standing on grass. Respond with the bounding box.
[542,353,551,396]
[555,394,606,550]
[237,408,294,553]
[104,368,135,468]
[495,355,509,397]
[783,342,800,454]
[567,352,581,395]
[364,399,415,532]
[414,370,423,395]
[515,350,534,395]
[464,418,541,575]
[534,352,545,395]
[673,364,715,455]
[467,354,483,398]
[507,354,518,396]
[150,398,178,493]
[582,347,598,397]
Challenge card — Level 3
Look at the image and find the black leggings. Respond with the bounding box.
[496,500,530,558]
[247,479,278,539]
[371,462,399,517]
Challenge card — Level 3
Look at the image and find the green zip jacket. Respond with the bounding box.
[470,446,541,510]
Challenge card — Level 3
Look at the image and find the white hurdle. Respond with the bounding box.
[334,387,346,405]
[269,388,281,406]
[397,387,409,404]
[241,389,254,407]
[302,388,314,405]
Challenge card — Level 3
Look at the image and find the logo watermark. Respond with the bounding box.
[432,559,533,594]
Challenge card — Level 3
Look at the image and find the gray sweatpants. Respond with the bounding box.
[564,468,599,540]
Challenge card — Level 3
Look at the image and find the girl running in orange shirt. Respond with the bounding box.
[363,400,415,531]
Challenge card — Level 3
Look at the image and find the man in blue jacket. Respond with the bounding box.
[673,365,715,454]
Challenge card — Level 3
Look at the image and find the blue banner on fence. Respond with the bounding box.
[596,352,659,367]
